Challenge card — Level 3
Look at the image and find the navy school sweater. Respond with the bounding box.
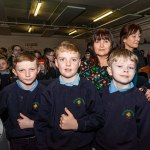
[95,87,150,150]
[0,74,11,91]
[0,82,46,140]
[35,77,105,150]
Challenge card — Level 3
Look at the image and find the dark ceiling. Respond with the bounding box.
[0,0,150,38]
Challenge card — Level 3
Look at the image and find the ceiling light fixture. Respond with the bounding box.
[93,11,113,22]
[69,30,77,35]
[34,0,42,17]
[28,26,32,33]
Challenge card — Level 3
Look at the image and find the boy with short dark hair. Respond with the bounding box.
[95,49,150,150]
[0,51,46,150]
[35,41,104,150]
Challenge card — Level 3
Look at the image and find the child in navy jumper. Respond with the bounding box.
[0,55,12,90]
[95,49,150,150]
[35,41,105,150]
[0,51,46,150]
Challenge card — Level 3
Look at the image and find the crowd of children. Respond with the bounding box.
[0,25,150,150]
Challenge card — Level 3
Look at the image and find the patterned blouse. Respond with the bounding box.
[79,59,111,90]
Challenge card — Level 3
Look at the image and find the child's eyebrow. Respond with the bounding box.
[71,56,78,58]
[18,66,37,69]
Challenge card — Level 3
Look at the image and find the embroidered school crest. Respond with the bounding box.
[122,109,134,119]
[73,98,85,106]
[33,102,39,110]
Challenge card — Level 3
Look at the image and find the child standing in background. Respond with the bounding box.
[0,55,12,90]
[8,45,23,68]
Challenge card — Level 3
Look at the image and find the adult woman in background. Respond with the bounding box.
[120,23,145,71]
[80,28,115,90]
[120,23,150,100]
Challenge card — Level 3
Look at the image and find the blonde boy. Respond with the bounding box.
[35,41,104,150]
[95,49,150,150]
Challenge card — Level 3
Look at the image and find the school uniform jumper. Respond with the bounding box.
[0,71,12,90]
[95,86,150,150]
[35,77,105,150]
[0,81,46,150]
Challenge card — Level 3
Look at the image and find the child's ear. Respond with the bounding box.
[107,66,112,76]
[78,59,81,67]
[12,69,17,77]
[37,66,40,73]
[6,64,9,69]
[55,59,58,68]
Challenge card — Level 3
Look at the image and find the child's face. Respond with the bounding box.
[0,59,8,71]
[107,57,136,89]
[39,62,45,71]
[35,53,41,59]
[12,60,40,89]
[55,51,81,82]
[46,52,55,62]
[12,46,22,56]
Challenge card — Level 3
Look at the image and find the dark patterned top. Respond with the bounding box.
[79,60,111,90]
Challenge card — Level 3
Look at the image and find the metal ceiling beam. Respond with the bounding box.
[0,21,94,30]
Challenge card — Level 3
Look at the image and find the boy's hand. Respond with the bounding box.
[139,88,150,101]
[60,107,78,130]
[17,113,34,129]
[145,89,150,101]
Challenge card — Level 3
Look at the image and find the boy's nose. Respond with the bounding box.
[66,60,71,66]
[25,70,30,77]
[123,67,129,72]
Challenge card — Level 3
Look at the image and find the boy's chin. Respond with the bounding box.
[121,80,132,85]
[22,79,36,85]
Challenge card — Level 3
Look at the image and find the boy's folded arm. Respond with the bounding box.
[17,113,34,129]
[59,107,104,132]
[77,111,105,132]
[77,89,105,132]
